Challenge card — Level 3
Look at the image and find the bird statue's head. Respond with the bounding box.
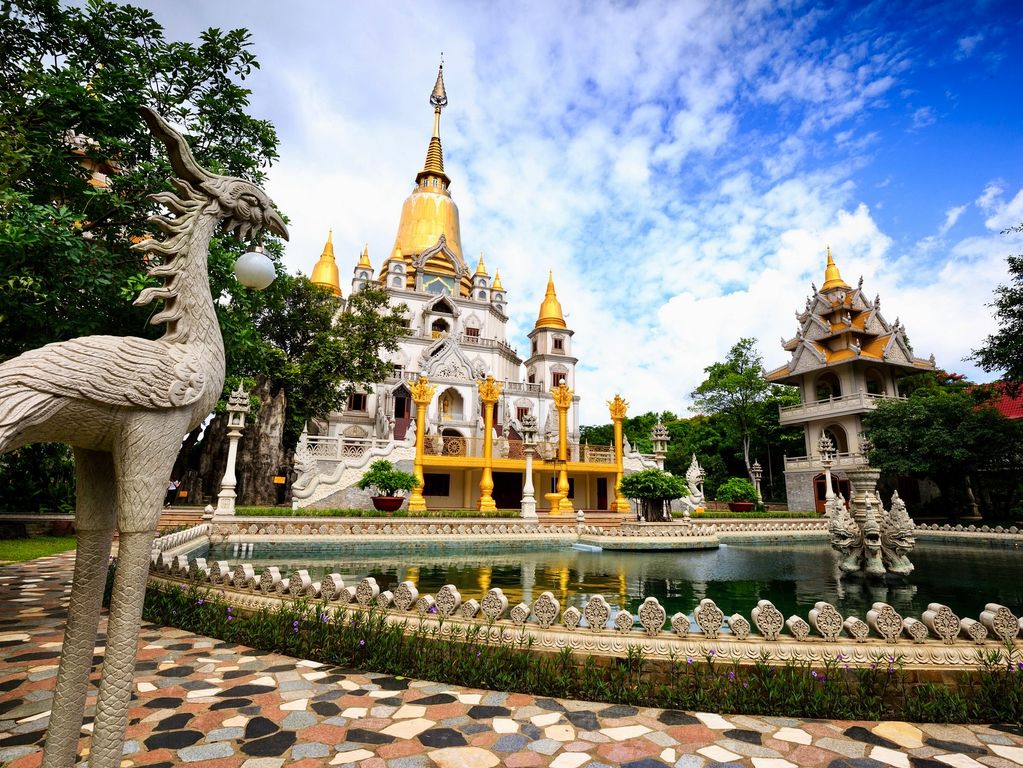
[139,106,289,243]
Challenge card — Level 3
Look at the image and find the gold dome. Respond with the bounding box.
[492,269,504,292]
[310,229,341,296]
[821,245,849,292]
[535,272,566,329]
[385,60,467,293]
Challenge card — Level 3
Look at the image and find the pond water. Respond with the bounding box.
[206,539,1023,625]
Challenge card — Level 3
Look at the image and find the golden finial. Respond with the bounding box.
[608,394,628,421]
[534,271,567,329]
[551,382,574,408]
[357,243,372,269]
[492,270,504,292]
[310,229,341,296]
[474,253,488,277]
[477,374,502,403]
[821,245,849,291]
[417,57,449,182]
[409,375,435,404]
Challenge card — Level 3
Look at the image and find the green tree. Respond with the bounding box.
[972,230,1023,391]
[864,386,1023,519]
[618,468,688,522]
[690,338,778,480]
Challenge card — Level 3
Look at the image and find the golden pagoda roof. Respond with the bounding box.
[535,272,566,329]
[474,253,488,277]
[820,246,850,291]
[310,229,341,296]
[357,244,372,269]
[492,269,504,292]
[384,60,466,290]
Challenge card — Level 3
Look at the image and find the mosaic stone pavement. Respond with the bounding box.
[3,553,1023,768]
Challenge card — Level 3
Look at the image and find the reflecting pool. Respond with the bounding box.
[207,539,1023,624]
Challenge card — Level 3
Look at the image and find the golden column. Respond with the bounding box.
[408,376,436,512]
[477,375,502,512]
[609,394,630,513]
[552,383,574,513]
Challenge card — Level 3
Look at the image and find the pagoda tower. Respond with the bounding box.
[310,229,341,296]
[765,248,935,512]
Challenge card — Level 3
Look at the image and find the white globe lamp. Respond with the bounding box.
[235,246,276,290]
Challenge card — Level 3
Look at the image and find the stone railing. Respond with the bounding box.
[148,550,1022,670]
[151,522,210,554]
[915,522,1023,536]
[783,452,865,471]
[778,391,905,425]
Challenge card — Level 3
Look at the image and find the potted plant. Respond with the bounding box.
[716,477,758,512]
[356,460,420,512]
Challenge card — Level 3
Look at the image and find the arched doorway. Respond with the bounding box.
[392,384,411,440]
[865,368,886,396]
[813,473,851,514]
[438,388,464,421]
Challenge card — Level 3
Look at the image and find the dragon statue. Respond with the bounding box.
[0,107,287,767]
[828,487,915,577]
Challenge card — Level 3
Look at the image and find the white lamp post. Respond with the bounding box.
[751,459,763,505]
[216,385,251,515]
[817,433,835,501]
[520,414,538,520]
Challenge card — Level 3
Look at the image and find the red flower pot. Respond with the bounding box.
[727,502,755,512]
[371,496,404,512]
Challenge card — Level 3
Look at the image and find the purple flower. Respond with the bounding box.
[708,649,715,656]
[228,616,233,622]
[476,651,481,658]
[227,606,232,613]
[811,671,818,678]
[819,674,826,682]
[293,620,299,627]
[320,613,329,624]
[197,599,204,605]
[359,639,366,647]
[1016,662,1023,671]
[429,604,438,614]
[687,657,693,664]
[728,671,735,681]
[870,663,877,670]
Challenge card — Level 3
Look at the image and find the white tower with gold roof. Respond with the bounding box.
[766,248,935,512]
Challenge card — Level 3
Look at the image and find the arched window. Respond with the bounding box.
[815,372,842,401]
[478,291,487,300]
[821,424,848,453]
[865,368,885,396]
[392,276,402,287]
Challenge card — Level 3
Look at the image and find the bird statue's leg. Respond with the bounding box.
[42,449,115,768]
[89,418,183,768]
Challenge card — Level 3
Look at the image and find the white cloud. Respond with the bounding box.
[955,33,985,60]
[911,106,937,130]
[137,1,1019,424]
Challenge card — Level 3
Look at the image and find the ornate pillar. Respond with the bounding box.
[751,459,763,504]
[608,394,630,513]
[651,420,669,471]
[216,385,250,515]
[408,376,435,512]
[477,375,502,512]
[553,383,574,513]
[817,433,835,502]
[520,414,538,519]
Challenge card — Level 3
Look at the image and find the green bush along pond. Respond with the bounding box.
[138,577,1023,724]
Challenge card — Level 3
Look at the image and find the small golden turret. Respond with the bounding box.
[821,245,850,292]
[310,229,341,296]
[474,253,488,277]
[357,244,372,269]
[492,269,504,292]
[418,62,449,185]
[535,272,566,329]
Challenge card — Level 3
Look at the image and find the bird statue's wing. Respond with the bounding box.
[0,336,207,410]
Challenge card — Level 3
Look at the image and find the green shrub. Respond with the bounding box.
[715,477,758,503]
[140,576,1023,724]
[356,460,420,496]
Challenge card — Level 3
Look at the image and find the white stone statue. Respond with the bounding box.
[0,106,287,768]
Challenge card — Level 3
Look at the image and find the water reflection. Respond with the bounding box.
[210,541,1023,622]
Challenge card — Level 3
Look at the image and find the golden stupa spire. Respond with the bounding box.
[492,269,504,292]
[475,253,488,277]
[418,58,449,183]
[535,272,566,329]
[357,243,372,269]
[310,229,341,296]
[820,245,849,291]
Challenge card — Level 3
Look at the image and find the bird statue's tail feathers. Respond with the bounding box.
[0,363,66,454]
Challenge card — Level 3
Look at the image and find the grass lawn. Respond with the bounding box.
[0,535,77,564]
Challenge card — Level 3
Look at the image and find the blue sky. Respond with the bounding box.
[138,0,1023,423]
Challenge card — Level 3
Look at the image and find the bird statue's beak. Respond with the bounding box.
[265,207,289,241]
